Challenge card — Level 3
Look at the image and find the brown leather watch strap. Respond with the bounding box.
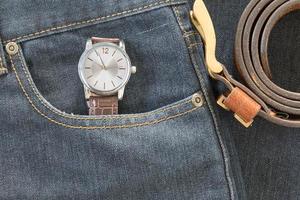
[91,37,120,44]
[89,95,118,115]
[191,0,300,127]
[87,37,120,115]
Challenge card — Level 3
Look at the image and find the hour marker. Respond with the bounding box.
[87,57,93,61]
[102,47,109,54]
[119,67,125,70]
[111,80,116,87]
[85,67,91,69]
[94,81,98,86]
[117,75,123,80]
[117,58,123,62]
[112,49,117,57]
[103,82,106,89]
[87,75,93,79]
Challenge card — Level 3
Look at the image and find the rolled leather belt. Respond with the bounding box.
[191,0,300,127]
[235,0,300,127]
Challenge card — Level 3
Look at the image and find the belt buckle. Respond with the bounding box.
[189,0,223,78]
[190,0,261,128]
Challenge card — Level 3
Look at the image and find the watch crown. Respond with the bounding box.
[131,66,137,74]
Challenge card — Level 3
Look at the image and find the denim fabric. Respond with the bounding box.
[204,1,300,200]
[0,0,241,199]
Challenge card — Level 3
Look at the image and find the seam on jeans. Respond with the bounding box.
[188,43,203,48]
[3,0,185,44]
[188,34,236,200]
[0,59,5,72]
[183,31,199,38]
[136,23,169,35]
[10,54,200,129]
[13,51,194,120]
[172,6,187,34]
[0,38,7,74]
[172,5,235,200]
[172,6,192,49]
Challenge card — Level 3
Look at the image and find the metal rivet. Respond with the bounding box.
[192,93,203,107]
[6,42,18,55]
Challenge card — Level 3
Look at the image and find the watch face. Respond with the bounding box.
[78,42,131,95]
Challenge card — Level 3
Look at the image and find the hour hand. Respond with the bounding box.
[95,62,104,69]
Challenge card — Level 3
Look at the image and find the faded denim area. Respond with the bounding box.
[0,0,240,199]
[204,0,300,200]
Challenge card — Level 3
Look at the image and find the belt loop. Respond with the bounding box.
[0,37,8,76]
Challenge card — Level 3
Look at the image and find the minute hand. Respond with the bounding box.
[95,50,107,70]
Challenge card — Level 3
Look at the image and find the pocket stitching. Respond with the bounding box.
[14,49,195,120]
[4,0,185,44]
[10,54,200,129]
[172,5,235,199]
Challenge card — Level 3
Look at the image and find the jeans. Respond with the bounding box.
[0,0,239,199]
[0,0,298,199]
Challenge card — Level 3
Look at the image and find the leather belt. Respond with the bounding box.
[190,0,300,127]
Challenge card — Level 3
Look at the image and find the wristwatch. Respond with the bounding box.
[78,37,136,115]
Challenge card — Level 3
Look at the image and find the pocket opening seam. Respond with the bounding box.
[10,54,200,129]
[4,0,186,44]
[9,51,202,129]
[14,48,195,120]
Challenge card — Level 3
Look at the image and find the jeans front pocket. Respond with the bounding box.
[9,46,203,128]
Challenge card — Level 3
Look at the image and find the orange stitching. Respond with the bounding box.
[6,1,204,128]
[183,31,199,37]
[188,43,202,48]
[172,6,193,46]
[4,0,185,43]
[172,6,187,33]
[16,50,193,120]
[10,54,199,129]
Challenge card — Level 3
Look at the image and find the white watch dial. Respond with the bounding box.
[79,43,131,94]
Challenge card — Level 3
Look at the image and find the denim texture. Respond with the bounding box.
[0,0,240,199]
[2,0,298,199]
[204,1,300,200]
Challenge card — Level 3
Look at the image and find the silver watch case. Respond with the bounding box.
[78,39,135,100]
